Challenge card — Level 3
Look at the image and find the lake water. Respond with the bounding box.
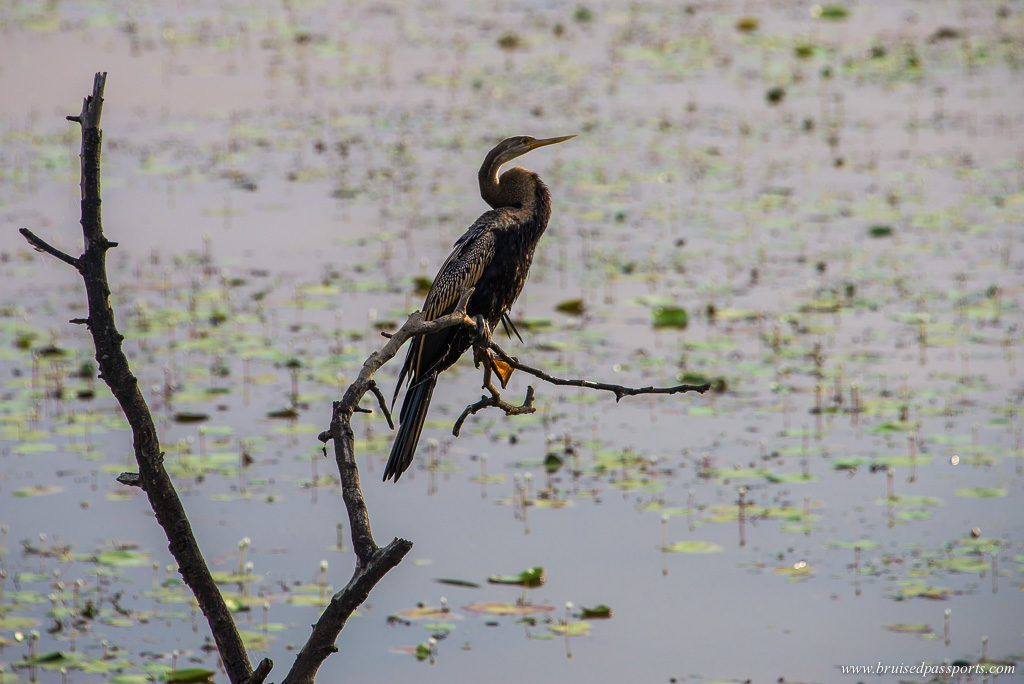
[1,0,1022,682]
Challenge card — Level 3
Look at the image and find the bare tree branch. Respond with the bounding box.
[19,228,81,269]
[316,287,476,446]
[453,385,536,436]
[250,658,273,684]
[20,72,261,684]
[282,538,411,684]
[448,338,711,432]
[366,380,394,430]
[488,340,711,400]
[289,288,478,682]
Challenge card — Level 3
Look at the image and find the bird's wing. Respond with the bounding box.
[393,220,498,397]
[422,226,496,321]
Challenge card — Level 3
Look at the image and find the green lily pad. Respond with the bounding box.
[832,457,867,470]
[869,420,913,433]
[884,623,931,634]
[652,306,688,329]
[827,539,880,550]
[172,412,209,424]
[764,471,816,484]
[434,578,481,588]
[0,615,39,630]
[555,298,585,315]
[882,495,943,508]
[954,487,1007,499]
[940,557,990,574]
[488,566,545,587]
[775,563,814,578]
[421,623,456,632]
[13,442,57,454]
[211,572,261,584]
[663,541,723,554]
[397,606,452,620]
[735,16,759,32]
[958,537,1004,554]
[462,602,556,616]
[160,668,216,683]
[611,478,665,492]
[549,620,591,636]
[96,550,151,567]
[896,580,952,600]
[17,651,86,669]
[13,485,64,497]
[578,604,612,619]
[813,4,849,20]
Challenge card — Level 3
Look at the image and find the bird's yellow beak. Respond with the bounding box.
[526,135,576,150]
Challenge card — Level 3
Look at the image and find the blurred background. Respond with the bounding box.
[1,0,1022,682]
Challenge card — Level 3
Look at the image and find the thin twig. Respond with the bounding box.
[489,341,711,400]
[116,472,143,488]
[367,380,394,430]
[453,385,536,437]
[249,658,273,684]
[19,228,81,269]
[448,340,711,432]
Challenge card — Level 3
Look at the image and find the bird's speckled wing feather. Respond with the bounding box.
[393,219,498,398]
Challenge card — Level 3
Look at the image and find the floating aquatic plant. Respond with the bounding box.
[487,566,545,587]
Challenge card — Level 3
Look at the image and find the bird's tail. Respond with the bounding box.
[384,375,437,482]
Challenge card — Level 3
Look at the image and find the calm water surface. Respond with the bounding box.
[2,1,1023,682]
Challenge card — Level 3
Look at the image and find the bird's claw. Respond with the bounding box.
[473,314,492,346]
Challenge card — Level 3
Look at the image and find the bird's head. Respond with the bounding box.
[479,134,575,208]
[490,134,576,168]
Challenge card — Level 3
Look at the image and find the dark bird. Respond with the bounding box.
[384,134,575,482]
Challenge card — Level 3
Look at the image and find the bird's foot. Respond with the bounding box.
[473,314,492,346]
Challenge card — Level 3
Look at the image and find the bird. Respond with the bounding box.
[383,134,575,482]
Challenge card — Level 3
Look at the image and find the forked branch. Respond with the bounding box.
[450,339,711,432]
[291,288,478,682]
[487,340,712,401]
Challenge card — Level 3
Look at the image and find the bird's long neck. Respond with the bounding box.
[479,150,552,251]
[479,146,511,209]
[481,165,550,223]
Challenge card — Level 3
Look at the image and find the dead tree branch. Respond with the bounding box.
[487,340,712,400]
[289,288,476,682]
[453,385,536,436]
[19,227,82,269]
[19,73,267,684]
[450,339,712,432]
